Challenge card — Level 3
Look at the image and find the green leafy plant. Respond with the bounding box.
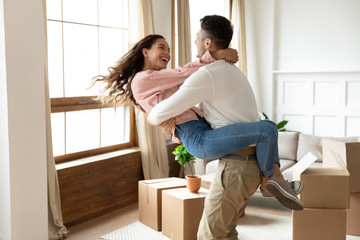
[276,119,289,132]
[261,112,291,132]
[172,145,196,176]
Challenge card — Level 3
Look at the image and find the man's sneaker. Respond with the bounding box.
[260,180,304,199]
[291,180,304,196]
[260,187,276,199]
[266,176,304,210]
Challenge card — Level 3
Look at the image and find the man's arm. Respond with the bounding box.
[148,68,213,125]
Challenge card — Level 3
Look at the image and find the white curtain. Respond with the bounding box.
[129,0,169,179]
[231,0,247,75]
[46,80,69,240]
[177,0,192,66]
[43,2,69,238]
[129,0,155,45]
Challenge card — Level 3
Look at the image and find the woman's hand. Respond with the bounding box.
[213,48,239,64]
[159,118,175,135]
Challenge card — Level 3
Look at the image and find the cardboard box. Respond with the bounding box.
[322,138,360,193]
[299,168,349,208]
[162,187,208,240]
[138,178,186,231]
[346,192,360,236]
[200,173,215,189]
[293,152,350,208]
[292,152,318,181]
[293,208,346,240]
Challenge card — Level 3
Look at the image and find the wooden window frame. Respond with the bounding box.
[51,96,137,164]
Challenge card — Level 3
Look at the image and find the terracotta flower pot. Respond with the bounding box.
[186,175,201,193]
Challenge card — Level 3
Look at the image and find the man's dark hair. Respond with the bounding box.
[200,15,233,50]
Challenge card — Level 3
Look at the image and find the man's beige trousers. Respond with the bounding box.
[198,157,261,240]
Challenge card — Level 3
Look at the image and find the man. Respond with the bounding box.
[148,15,301,239]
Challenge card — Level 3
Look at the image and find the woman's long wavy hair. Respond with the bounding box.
[91,34,165,109]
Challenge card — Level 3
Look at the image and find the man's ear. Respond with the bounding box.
[205,38,212,50]
[142,48,148,57]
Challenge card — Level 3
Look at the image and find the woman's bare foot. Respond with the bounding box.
[273,163,285,181]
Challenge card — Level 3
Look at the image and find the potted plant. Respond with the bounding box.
[172,145,201,193]
[261,112,300,133]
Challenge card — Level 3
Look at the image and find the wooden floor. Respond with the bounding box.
[65,192,291,240]
[65,203,138,240]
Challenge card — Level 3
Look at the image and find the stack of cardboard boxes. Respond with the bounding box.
[138,177,208,240]
[322,139,360,237]
[347,192,360,236]
[138,138,359,240]
[292,139,360,240]
[138,178,187,231]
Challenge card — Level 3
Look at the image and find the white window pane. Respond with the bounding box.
[63,23,99,97]
[99,0,129,28]
[187,0,230,62]
[101,107,130,147]
[51,112,65,156]
[46,0,62,20]
[63,0,97,25]
[99,27,128,75]
[191,35,197,61]
[66,110,100,153]
[124,106,130,140]
[189,0,229,36]
[47,21,64,98]
[122,0,129,28]
[48,1,131,157]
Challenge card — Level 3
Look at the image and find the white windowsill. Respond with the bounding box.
[56,146,141,170]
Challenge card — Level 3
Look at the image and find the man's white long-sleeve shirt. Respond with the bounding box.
[148,60,259,128]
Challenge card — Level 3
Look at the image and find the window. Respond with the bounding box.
[173,0,230,66]
[46,0,135,163]
[188,0,230,61]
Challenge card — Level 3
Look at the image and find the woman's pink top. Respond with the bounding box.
[131,51,215,143]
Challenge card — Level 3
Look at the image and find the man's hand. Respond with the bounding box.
[159,118,175,135]
[213,48,239,64]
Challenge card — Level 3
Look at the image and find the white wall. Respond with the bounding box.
[245,0,360,136]
[274,0,360,70]
[244,0,274,118]
[0,0,48,239]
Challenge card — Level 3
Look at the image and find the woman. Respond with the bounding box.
[92,34,304,210]
[93,34,236,142]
